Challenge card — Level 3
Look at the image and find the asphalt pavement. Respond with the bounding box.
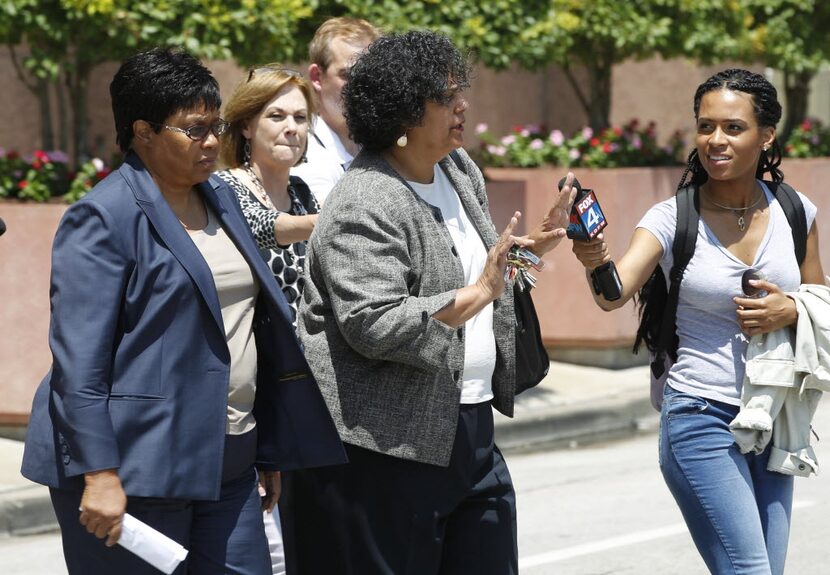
[0,360,655,537]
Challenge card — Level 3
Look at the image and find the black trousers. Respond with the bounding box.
[50,429,270,575]
[281,402,518,575]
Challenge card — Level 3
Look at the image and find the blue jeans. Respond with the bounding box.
[659,385,794,575]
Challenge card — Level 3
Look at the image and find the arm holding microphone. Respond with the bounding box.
[566,177,663,310]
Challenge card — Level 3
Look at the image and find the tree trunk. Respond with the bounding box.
[586,60,612,132]
[56,76,69,154]
[782,70,813,143]
[36,77,55,150]
[66,55,91,166]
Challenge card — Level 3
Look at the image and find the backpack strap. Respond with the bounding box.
[651,184,700,378]
[765,181,807,266]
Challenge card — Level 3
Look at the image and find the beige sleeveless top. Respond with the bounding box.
[190,207,260,435]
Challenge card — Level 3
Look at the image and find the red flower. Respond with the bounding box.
[6,150,19,160]
[33,150,49,162]
[613,127,622,137]
[589,137,600,147]
[32,159,42,169]
[801,120,812,131]
[602,142,613,153]
[511,124,524,134]
[17,180,28,189]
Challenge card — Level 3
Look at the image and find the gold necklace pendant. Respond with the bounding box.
[705,187,764,233]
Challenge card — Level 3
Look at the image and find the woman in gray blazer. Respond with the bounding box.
[289,31,575,574]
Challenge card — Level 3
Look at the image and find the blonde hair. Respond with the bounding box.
[220,66,315,168]
[309,17,381,69]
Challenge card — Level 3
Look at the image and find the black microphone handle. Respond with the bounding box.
[591,261,622,301]
[0,217,5,237]
[557,176,582,192]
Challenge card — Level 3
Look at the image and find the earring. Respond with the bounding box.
[243,139,252,166]
[762,144,770,152]
[396,134,408,148]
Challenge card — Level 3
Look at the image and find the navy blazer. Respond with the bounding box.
[22,152,345,500]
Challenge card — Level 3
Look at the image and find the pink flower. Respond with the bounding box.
[569,148,581,160]
[631,135,642,149]
[520,129,531,138]
[582,127,593,139]
[549,130,565,146]
[530,139,544,150]
[91,158,105,172]
[501,135,516,146]
[801,119,812,131]
[487,145,507,157]
[475,123,489,135]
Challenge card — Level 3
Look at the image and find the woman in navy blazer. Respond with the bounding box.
[21,48,345,574]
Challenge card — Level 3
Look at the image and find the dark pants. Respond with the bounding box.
[282,402,518,575]
[50,429,270,575]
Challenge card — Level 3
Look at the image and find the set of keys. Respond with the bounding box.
[504,246,544,290]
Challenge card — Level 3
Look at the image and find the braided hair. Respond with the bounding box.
[676,68,784,190]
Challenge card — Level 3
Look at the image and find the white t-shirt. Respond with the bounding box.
[637,181,817,405]
[290,117,354,205]
[408,164,496,404]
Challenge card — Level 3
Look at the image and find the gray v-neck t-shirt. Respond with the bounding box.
[637,181,817,405]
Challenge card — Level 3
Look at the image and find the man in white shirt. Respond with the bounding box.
[291,17,381,204]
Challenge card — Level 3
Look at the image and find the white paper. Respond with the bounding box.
[118,513,188,574]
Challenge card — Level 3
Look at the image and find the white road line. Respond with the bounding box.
[519,500,817,569]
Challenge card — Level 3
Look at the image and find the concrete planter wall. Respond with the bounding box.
[485,160,830,356]
[1,158,829,423]
[0,202,66,425]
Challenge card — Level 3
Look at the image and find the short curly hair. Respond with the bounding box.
[342,30,471,152]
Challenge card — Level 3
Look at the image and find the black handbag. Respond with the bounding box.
[514,279,549,394]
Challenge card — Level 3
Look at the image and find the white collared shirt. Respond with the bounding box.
[291,117,355,205]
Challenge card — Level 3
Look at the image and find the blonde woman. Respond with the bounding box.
[217,66,319,574]
[218,66,318,328]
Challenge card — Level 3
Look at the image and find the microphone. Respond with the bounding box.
[0,217,5,237]
[560,176,622,301]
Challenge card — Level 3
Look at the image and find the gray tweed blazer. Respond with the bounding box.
[298,147,516,467]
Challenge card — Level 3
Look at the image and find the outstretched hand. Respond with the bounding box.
[524,172,577,256]
[734,279,798,337]
[477,211,534,301]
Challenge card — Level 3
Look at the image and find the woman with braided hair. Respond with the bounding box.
[572,69,825,573]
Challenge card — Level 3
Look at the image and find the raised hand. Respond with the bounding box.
[524,172,577,255]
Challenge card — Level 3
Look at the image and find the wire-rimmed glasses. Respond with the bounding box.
[147,120,230,141]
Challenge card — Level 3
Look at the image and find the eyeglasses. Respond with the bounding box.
[247,66,302,82]
[147,120,230,141]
